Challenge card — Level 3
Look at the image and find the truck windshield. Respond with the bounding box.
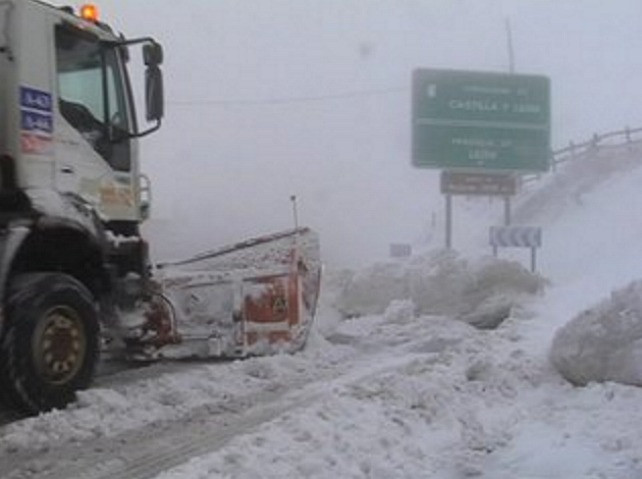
[55,24,131,170]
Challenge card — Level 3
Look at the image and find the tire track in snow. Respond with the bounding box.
[4,343,428,479]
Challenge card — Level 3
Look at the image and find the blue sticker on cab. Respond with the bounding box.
[20,86,52,113]
[21,110,53,134]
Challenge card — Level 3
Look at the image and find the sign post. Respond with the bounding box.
[504,196,511,226]
[445,194,452,249]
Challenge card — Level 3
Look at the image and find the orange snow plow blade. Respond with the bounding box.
[130,228,321,359]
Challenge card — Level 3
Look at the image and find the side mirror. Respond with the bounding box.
[143,42,163,66]
[116,37,164,137]
[145,65,164,122]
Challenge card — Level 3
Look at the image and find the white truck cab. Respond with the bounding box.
[0,1,164,413]
[1,1,162,222]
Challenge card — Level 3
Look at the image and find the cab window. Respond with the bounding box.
[55,24,131,171]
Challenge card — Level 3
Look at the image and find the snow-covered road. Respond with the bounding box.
[0,296,563,478]
[3,143,642,478]
[0,298,530,478]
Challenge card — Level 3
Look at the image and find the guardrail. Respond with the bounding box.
[523,125,642,184]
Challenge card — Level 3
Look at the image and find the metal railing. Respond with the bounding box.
[523,126,642,184]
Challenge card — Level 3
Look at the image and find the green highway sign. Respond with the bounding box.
[412,69,550,172]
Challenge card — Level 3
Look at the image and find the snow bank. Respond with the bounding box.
[336,249,545,329]
[550,279,642,386]
[154,309,545,479]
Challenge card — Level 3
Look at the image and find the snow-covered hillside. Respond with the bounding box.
[2,142,642,478]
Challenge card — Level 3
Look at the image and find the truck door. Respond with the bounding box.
[54,23,138,222]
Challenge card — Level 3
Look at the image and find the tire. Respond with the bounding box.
[0,273,99,414]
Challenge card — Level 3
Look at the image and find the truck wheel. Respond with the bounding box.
[0,273,99,414]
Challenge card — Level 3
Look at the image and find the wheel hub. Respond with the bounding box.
[33,307,86,385]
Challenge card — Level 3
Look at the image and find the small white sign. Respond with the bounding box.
[490,226,542,248]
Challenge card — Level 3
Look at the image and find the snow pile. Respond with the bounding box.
[150,262,642,479]
[550,279,642,386]
[335,249,544,329]
[155,311,543,479]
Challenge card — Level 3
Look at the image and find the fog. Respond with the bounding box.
[62,1,642,266]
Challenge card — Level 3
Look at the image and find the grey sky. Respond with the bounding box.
[61,1,642,265]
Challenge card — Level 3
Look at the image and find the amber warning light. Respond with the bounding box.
[80,4,99,23]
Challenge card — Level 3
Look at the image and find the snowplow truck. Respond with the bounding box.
[0,1,321,414]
